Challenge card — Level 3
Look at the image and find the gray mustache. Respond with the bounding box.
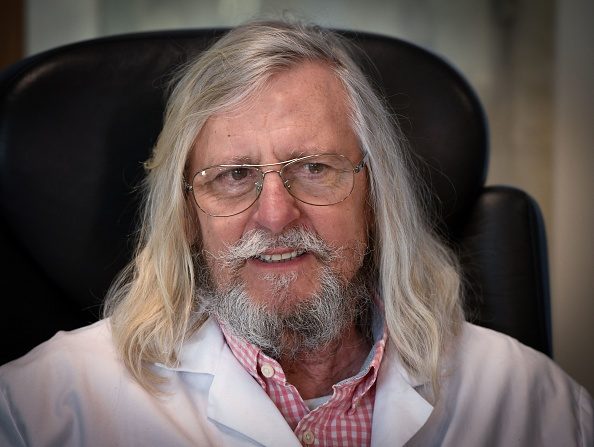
[215,227,338,268]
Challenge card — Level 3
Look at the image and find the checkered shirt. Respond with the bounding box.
[220,323,387,446]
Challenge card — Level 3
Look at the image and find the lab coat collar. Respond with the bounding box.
[208,340,301,446]
[156,318,300,446]
[371,342,434,447]
[154,318,223,375]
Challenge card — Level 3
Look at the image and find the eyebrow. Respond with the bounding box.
[197,155,254,169]
[207,148,331,167]
[285,148,312,159]
[218,155,254,165]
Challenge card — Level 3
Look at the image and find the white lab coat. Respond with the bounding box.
[0,318,591,446]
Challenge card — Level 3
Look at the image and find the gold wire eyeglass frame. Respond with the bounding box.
[184,153,368,217]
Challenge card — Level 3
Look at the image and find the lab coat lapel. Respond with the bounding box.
[159,319,299,446]
[371,345,433,447]
[207,340,301,447]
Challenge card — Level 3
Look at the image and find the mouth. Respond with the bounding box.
[254,249,306,263]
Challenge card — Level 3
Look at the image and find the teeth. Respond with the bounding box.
[256,250,305,263]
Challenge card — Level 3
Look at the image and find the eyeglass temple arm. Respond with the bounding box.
[354,153,369,173]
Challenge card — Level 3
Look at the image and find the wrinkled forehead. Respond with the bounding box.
[190,62,358,168]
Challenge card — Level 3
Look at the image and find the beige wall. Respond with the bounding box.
[552,0,594,395]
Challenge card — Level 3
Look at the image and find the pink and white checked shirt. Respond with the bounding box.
[221,323,387,446]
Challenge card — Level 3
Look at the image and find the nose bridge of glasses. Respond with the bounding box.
[259,168,292,192]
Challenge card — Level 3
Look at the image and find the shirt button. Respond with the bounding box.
[260,363,275,378]
[302,430,315,445]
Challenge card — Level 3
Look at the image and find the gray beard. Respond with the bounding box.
[194,229,372,359]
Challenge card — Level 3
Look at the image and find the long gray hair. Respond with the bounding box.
[104,19,464,395]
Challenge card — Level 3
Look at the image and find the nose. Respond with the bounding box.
[251,170,301,233]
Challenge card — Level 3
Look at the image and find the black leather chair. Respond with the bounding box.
[0,29,552,365]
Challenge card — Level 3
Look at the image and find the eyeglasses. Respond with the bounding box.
[185,153,368,217]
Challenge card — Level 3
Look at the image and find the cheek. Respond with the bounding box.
[198,213,243,249]
[317,205,369,278]
[197,215,246,278]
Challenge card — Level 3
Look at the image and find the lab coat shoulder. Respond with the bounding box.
[0,318,297,447]
[0,320,126,446]
[408,323,594,446]
[0,320,122,411]
[1,319,117,378]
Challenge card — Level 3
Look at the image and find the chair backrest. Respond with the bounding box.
[0,29,552,364]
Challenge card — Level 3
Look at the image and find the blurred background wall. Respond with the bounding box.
[1,0,592,394]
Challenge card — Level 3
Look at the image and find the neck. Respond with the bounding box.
[279,324,372,400]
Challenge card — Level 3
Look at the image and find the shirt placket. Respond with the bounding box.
[293,381,358,446]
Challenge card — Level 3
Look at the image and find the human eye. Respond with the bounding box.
[304,162,327,175]
[294,157,346,184]
[286,155,350,189]
[205,166,256,197]
[227,167,250,181]
[292,160,335,179]
[215,167,253,184]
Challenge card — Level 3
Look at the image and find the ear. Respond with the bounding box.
[184,192,202,247]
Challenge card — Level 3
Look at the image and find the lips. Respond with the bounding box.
[254,249,306,263]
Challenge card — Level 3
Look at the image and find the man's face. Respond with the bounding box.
[189,62,369,314]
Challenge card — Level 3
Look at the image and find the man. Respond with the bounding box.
[0,20,592,447]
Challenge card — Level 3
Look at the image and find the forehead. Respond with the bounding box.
[191,62,359,167]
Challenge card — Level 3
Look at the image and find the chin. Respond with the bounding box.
[239,268,318,307]
[244,284,317,316]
